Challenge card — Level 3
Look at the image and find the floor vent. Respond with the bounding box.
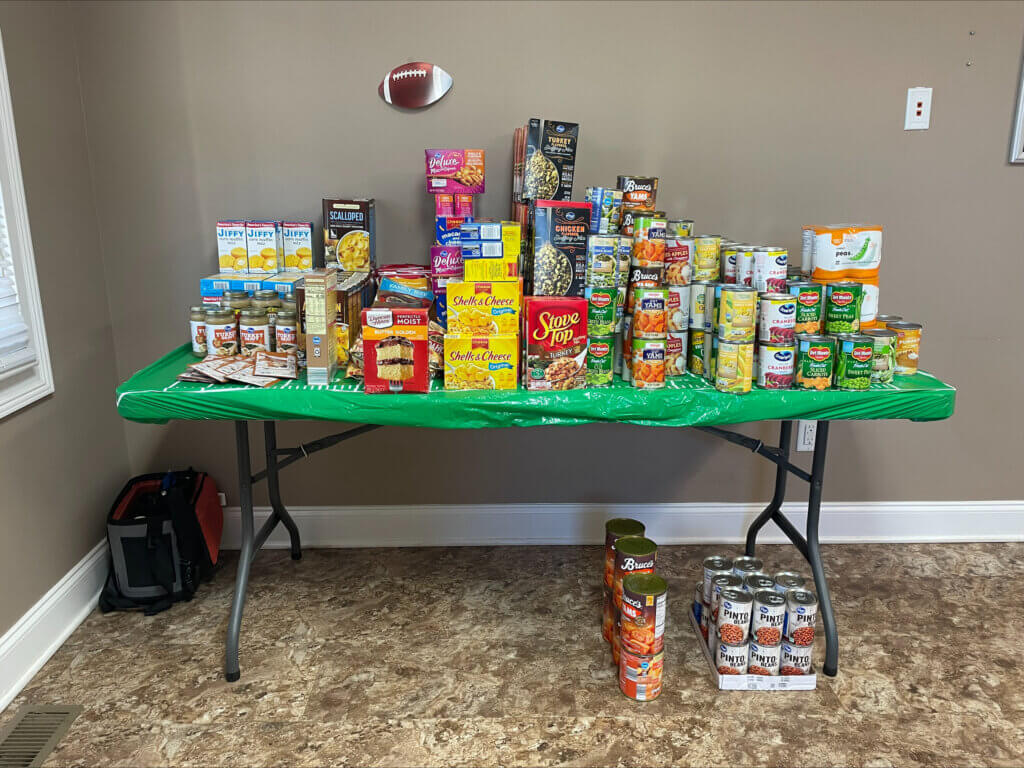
[0,705,82,768]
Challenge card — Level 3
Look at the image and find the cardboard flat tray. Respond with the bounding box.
[689,607,817,691]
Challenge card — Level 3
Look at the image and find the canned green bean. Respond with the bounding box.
[795,333,836,391]
[614,285,626,331]
[587,335,615,387]
[617,235,632,279]
[863,328,897,384]
[586,286,617,335]
[824,282,863,334]
[834,333,874,390]
[585,235,620,287]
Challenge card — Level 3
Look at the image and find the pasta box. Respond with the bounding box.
[425,149,485,194]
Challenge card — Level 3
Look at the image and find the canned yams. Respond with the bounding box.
[620,573,668,656]
[612,535,657,610]
[603,518,645,591]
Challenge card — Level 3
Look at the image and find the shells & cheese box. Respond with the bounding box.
[246,220,281,273]
[217,220,248,272]
[443,334,519,390]
[281,221,314,272]
[445,280,521,335]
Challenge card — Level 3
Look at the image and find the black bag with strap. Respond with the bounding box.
[99,469,223,615]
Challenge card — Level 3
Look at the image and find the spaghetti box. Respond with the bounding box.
[360,306,430,394]
[435,216,472,247]
[261,272,305,297]
[199,273,264,300]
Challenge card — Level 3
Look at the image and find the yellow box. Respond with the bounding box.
[444,334,519,390]
[445,280,521,335]
[463,255,518,282]
[501,221,521,259]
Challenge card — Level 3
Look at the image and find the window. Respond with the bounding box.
[0,31,52,419]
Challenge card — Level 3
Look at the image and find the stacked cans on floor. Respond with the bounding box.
[602,519,667,701]
[695,553,819,676]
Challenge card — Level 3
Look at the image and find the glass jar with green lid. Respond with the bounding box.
[189,305,208,357]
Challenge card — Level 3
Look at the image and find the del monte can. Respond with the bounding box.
[825,281,863,333]
[834,333,874,390]
[795,333,836,390]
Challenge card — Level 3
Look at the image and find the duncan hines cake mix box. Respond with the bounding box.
[425,149,486,194]
[522,296,587,391]
[361,306,430,393]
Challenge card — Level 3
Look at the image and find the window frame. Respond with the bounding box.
[0,30,53,420]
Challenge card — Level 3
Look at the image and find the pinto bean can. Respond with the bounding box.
[784,589,818,646]
[757,342,795,389]
[693,582,704,623]
[619,647,664,701]
[748,640,782,676]
[751,590,786,646]
[613,535,657,610]
[604,518,646,591]
[788,281,824,334]
[716,587,753,644]
[773,571,805,595]
[731,555,763,579]
[710,573,742,625]
[701,554,733,603]
[780,641,813,675]
[758,293,797,344]
[715,640,749,675]
[620,573,668,656]
[718,286,757,342]
[743,573,776,594]
[753,247,788,293]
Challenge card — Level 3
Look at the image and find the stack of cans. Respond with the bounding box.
[696,553,819,677]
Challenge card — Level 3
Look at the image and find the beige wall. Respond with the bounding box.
[0,2,129,635]
[67,1,1024,508]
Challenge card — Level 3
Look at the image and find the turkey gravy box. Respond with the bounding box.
[425,149,485,194]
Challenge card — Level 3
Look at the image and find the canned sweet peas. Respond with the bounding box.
[834,333,874,391]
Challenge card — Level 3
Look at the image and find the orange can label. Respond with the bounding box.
[619,648,664,701]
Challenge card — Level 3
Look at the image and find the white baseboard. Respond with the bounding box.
[0,541,107,712]
[221,500,1024,549]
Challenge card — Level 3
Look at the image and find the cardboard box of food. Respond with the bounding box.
[425,149,485,194]
[303,270,338,385]
[323,198,375,272]
[361,307,430,394]
[443,334,519,390]
[445,280,521,335]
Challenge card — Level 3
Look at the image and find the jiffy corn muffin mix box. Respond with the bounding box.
[443,334,519,390]
[217,220,248,272]
[281,222,314,271]
[246,220,281,273]
[445,280,521,335]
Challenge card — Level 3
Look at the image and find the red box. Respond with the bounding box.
[522,296,587,390]
[360,307,430,393]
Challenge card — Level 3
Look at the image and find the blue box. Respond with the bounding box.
[460,220,502,241]
[199,272,264,299]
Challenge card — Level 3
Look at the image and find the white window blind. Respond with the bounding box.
[0,29,53,419]
[0,187,36,379]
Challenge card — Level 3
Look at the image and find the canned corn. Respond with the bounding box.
[714,339,753,394]
[718,286,757,342]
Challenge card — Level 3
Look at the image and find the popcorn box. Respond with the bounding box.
[282,221,314,271]
[425,149,485,194]
[245,220,280,273]
[216,220,248,272]
[445,280,521,336]
[361,307,430,394]
[444,334,519,390]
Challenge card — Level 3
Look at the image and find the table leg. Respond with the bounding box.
[744,420,793,556]
[264,421,301,560]
[806,420,838,677]
[225,420,255,683]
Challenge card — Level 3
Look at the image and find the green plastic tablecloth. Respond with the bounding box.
[115,345,956,429]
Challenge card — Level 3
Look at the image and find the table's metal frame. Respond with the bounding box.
[226,417,837,682]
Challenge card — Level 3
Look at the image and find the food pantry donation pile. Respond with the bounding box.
[182,117,925,395]
[696,554,818,677]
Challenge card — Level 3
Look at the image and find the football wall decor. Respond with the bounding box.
[379,62,453,109]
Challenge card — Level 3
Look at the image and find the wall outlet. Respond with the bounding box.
[218,492,227,507]
[904,87,932,130]
[796,420,817,452]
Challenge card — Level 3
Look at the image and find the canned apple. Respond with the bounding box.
[666,284,690,332]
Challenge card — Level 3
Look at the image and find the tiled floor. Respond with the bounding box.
[3,543,1023,767]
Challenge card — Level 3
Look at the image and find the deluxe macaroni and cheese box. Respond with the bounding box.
[443,334,519,390]
[445,280,521,335]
